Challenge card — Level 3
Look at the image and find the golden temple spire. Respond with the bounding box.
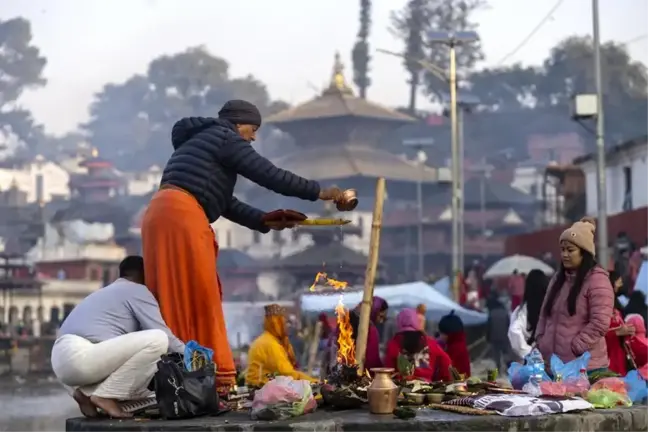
[323,52,353,96]
[91,147,99,158]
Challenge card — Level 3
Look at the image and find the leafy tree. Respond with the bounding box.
[420,0,486,100]
[352,0,372,99]
[537,36,647,142]
[83,46,289,170]
[390,0,486,104]
[468,64,543,111]
[0,17,47,149]
[390,0,426,114]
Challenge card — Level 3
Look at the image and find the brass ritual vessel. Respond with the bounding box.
[367,368,399,414]
[335,189,358,212]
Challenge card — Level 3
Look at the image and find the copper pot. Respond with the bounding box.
[367,368,399,414]
[335,189,358,212]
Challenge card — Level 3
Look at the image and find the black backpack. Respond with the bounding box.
[153,353,220,420]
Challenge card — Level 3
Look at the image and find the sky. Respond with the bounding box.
[2,0,647,136]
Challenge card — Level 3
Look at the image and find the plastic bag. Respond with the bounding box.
[586,389,632,408]
[591,377,628,395]
[539,380,566,396]
[550,351,591,380]
[623,370,648,403]
[251,376,317,420]
[507,348,551,390]
[184,340,214,372]
[563,376,590,396]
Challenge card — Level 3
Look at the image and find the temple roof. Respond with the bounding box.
[266,52,415,124]
[276,242,370,269]
[272,145,442,183]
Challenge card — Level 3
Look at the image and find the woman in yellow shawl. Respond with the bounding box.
[245,305,317,387]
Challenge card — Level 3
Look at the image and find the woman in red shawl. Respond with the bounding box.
[625,314,648,372]
[385,309,452,382]
[438,311,471,377]
[605,271,633,375]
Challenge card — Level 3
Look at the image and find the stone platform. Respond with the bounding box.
[66,406,647,432]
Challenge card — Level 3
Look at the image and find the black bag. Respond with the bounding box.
[153,353,220,420]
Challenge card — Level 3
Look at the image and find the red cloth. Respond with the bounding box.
[445,331,471,377]
[626,314,648,368]
[508,274,525,298]
[364,324,383,370]
[605,309,628,376]
[511,294,523,312]
[385,334,452,382]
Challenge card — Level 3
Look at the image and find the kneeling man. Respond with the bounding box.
[51,255,185,418]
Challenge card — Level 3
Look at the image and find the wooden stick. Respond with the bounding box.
[306,321,323,376]
[355,178,386,376]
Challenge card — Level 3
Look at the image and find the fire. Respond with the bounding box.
[309,272,348,292]
[335,296,356,364]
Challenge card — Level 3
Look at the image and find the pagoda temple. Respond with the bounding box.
[246,52,447,212]
[68,149,125,202]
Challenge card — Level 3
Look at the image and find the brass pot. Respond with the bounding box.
[335,189,358,212]
[367,368,399,414]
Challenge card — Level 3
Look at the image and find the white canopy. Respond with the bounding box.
[300,281,487,326]
[484,254,554,278]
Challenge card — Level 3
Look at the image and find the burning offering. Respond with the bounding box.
[316,279,371,409]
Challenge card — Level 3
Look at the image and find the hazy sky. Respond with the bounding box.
[2,0,647,136]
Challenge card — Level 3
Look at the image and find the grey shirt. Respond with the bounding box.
[59,278,185,353]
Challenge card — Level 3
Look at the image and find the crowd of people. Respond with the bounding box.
[43,99,647,419]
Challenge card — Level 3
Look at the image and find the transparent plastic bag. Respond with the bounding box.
[591,377,628,395]
[508,348,551,390]
[586,389,632,408]
[550,351,591,380]
[251,376,317,420]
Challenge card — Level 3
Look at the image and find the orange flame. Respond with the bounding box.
[309,272,348,292]
[335,296,356,364]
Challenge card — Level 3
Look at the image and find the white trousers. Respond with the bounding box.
[51,329,168,400]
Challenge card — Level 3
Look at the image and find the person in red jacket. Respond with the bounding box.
[385,309,452,382]
[438,311,471,377]
[625,314,648,369]
[605,271,633,375]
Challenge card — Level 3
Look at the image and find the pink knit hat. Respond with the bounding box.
[559,216,597,256]
[397,308,422,332]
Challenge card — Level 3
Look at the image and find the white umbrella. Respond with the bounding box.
[484,254,554,278]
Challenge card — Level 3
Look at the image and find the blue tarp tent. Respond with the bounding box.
[300,281,487,326]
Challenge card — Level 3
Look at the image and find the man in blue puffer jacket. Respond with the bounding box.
[141,99,342,393]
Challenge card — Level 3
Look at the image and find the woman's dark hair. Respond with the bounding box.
[544,249,598,317]
[608,270,624,313]
[400,330,427,354]
[624,291,648,331]
[522,269,549,344]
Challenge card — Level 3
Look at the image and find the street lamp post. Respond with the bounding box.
[442,93,480,272]
[427,31,480,295]
[592,0,608,265]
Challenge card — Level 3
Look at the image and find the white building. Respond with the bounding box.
[122,165,163,196]
[0,155,71,203]
[575,136,648,217]
[511,161,560,225]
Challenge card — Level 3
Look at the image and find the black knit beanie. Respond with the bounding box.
[438,310,464,335]
[218,99,262,127]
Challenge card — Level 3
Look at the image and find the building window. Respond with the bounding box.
[89,267,100,281]
[623,166,632,211]
[226,230,232,248]
[291,229,299,242]
[253,231,261,244]
[357,216,364,238]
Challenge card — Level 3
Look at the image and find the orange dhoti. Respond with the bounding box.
[141,186,235,391]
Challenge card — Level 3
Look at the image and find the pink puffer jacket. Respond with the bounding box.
[536,266,613,370]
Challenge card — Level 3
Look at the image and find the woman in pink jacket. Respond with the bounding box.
[536,217,614,373]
